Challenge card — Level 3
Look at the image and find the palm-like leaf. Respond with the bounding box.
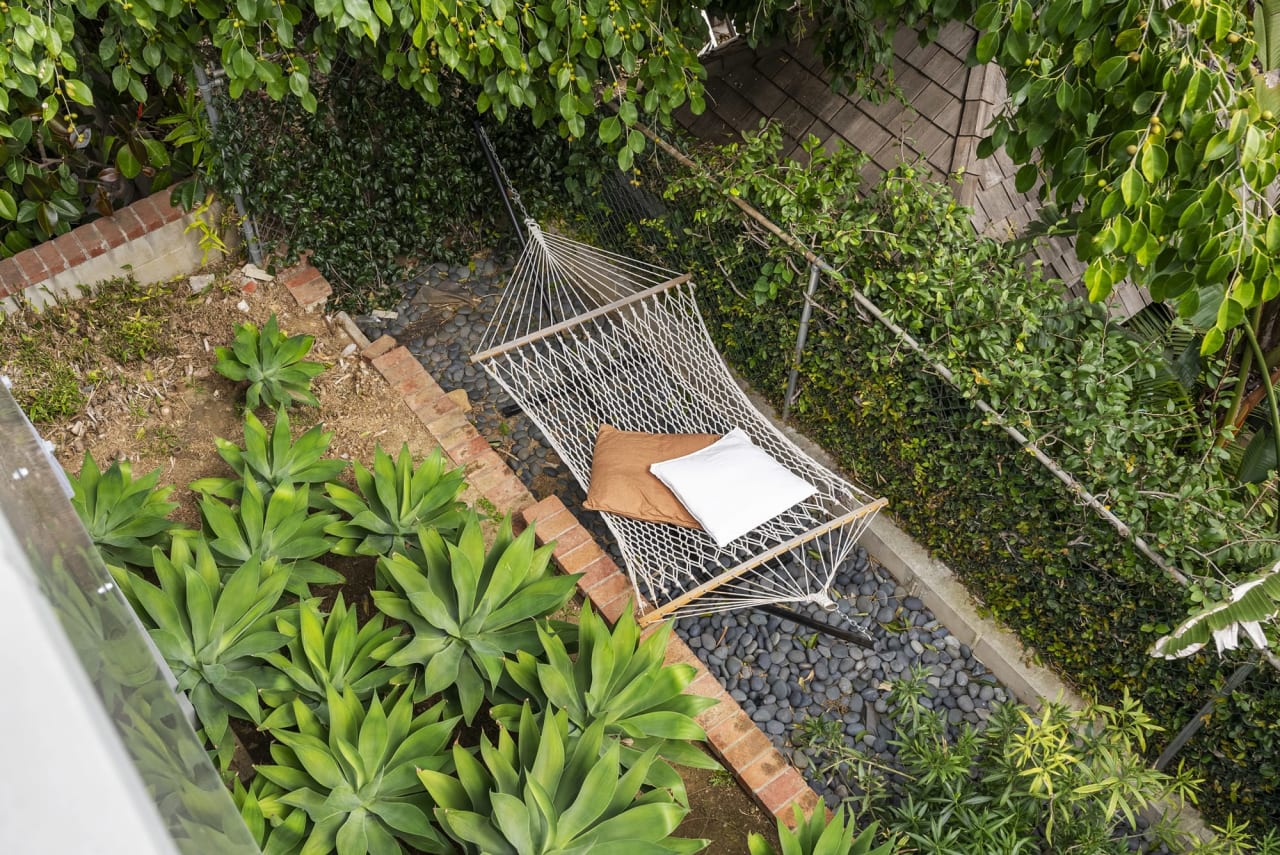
[495,604,719,781]
[200,476,341,596]
[420,704,708,855]
[191,408,347,502]
[1152,560,1280,658]
[257,684,458,855]
[747,806,892,855]
[115,536,292,768]
[68,451,177,568]
[260,595,409,729]
[326,443,466,558]
[214,314,326,410]
[373,513,579,723]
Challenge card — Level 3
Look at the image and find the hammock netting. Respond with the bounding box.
[473,222,886,623]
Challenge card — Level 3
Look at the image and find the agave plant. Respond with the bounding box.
[214,313,326,410]
[420,703,708,854]
[325,443,465,558]
[114,536,292,768]
[256,684,458,855]
[259,595,409,730]
[234,777,308,855]
[69,451,177,567]
[495,604,719,782]
[748,806,892,855]
[373,513,579,723]
[200,476,341,596]
[191,408,348,502]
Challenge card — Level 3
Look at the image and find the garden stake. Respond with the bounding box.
[783,263,821,420]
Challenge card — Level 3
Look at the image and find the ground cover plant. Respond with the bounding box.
[574,123,1280,833]
[19,273,783,853]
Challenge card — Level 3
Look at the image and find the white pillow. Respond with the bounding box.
[649,428,816,548]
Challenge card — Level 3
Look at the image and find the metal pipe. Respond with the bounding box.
[1155,661,1256,771]
[192,64,263,267]
[783,263,820,420]
[755,603,876,649]
[473,118,526,249]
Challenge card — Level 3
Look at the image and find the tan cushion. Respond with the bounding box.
[583,424,721,528]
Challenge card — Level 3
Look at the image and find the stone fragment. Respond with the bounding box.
[188,273,215,293]
[241,262,274,282]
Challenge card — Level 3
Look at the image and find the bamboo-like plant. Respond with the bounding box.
[214,314,326,410]
[259,595,409,729]
[114,536,292,768]
[495,604,718,782]
[748,806,893,855]
[69,451,177,567]
[420,703,708,855]
[326,443,466,558]
[200,476,341,595]
[373,513,579,723]
[191,408,347,502]
[257,684,458,855]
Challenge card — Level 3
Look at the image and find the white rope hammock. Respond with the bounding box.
[472,221,886,624]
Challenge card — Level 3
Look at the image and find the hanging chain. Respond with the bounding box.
[476,123,530,222]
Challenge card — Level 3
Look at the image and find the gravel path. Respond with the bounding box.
[355,255,1012,805]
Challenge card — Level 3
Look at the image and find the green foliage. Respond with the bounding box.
[257,684,458,855]
[604,123,1280,829]
[747,806,892,855]
[199,476,342,596]
[191,408,348,502]
[967,0,1277,355]
[708,0,972,101]
[1,0,710,256]
[234,777,309,855]
[214,314,326,410]
[260,595,409,730]
[419,703,708,854]
[1154,560,1280,658]
[373,513,579,723]
[325,444,466,559]
[209,67,577,310]
[805,671,1204,853]
[496,604,718,777]
[113,536,292,769]
[69,451,177,567]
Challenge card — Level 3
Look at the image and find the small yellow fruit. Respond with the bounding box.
[1126,144,1138,155]
[1227,32,1241,44]
[1097,178,1108,187]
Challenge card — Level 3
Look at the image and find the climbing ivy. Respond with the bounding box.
[589,123,1280,831]
[0,0,710,254]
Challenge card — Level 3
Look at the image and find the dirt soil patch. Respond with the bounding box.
[2,264,780,853]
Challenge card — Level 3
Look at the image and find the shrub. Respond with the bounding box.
[592,123,1280,830]
[69,451,177,567]
[419,703,708,854]
[373,513,579,723]
[214,314,326,410]
[257,684,458,855]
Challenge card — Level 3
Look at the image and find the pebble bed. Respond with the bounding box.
[355,256,1012,804]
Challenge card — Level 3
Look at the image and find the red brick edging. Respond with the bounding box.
[279,264,823,828]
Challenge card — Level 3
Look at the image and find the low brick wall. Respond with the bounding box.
[0,194,230,311]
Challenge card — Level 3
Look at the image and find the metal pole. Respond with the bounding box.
[1154,660,1256,772]
[783,263,820,420]
[755,603,876,649]
[473,119,526,249]
[192,63,263,267]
